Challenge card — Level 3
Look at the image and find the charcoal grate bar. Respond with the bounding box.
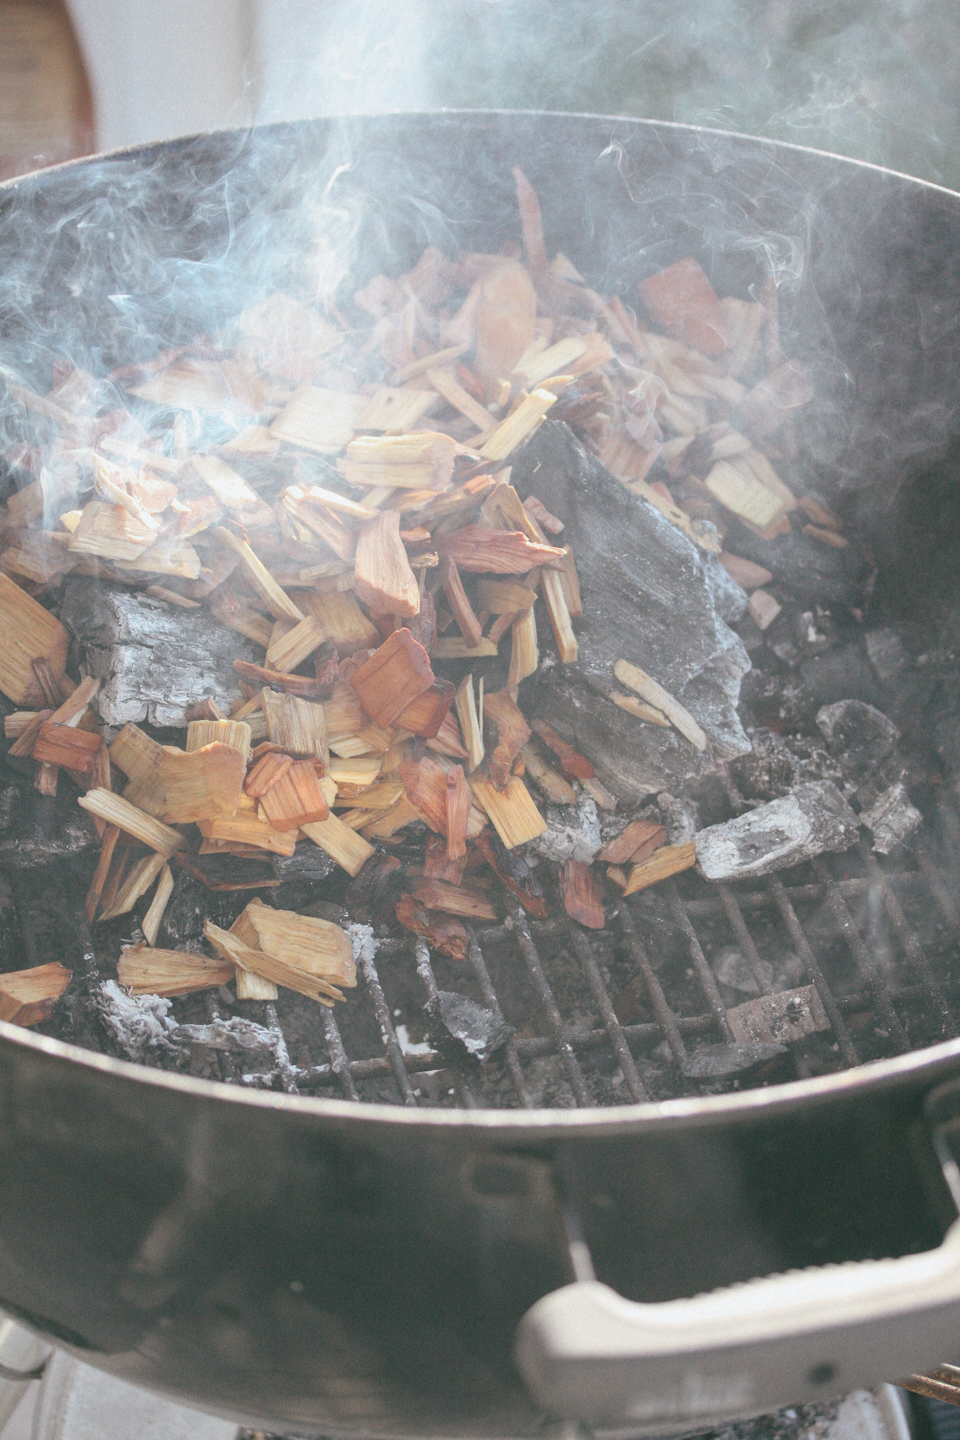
[682,869,936,917]
[812,858,910,1053]
[414,938,477,1108]
[464,926,534,1109]
[860,844,956,1038]
[617,903,688,1063]
[564,920,647,1101]
[320,1009,360,1101]
[666,881,734,1041]
[767,877,861,1068]
[511,904,591,1105]
[356,944,418,1106]
[717,884,809,1079]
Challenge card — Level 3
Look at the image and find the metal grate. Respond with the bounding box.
[5,792,960,1110]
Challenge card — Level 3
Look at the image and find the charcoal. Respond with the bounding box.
[865,627,910,685]
[726,984,831,1044]
[58,578,263,728]
[695,780,860,880]
[859,782,923,854]
[681,1041,788,1080]
[510,422,750,804]
[721,528,860,607]
[175,852,277,891]
[798,645,885,715]
[925,618,960,776]
[657,791,700,844]
[425,989,514,1064]
[271,844,338,884]
[731,728,842,802]
[96,979,178,1059]
[173,1017,280,1059]
[0,783,21,833]
[815,700,899,785]
[713,946,773,995]
[529,793,601,864]
[158,872,254,949]
[0,790,98,867]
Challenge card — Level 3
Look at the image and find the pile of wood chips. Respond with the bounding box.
[0,167,834,1027]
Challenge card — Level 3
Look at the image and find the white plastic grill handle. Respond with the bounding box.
[514,1217,960,1429]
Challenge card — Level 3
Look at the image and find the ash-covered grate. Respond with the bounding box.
[6,787,960,1110]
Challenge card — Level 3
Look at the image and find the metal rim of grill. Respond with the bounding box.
[4,778,959,1115]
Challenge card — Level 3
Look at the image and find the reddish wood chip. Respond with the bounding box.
[440,555,483,648]
[424,831,468,885]
[396,678,456,739]
[244,751,294,798]
[445,764,470,862]
[411,876,497,921]
[596,819,666,866]
[354,509,420,617]
[436,526,565,574]
[399,750,452,834]
[529,719,594,779]
[32,722,102,773]
[258,760,330,830]
[483,688,531,790]
[0,961,71,1026]
[639,257,731,357]
[395,893,468,961]
[475,829,549,920]
[560,858,605,929]
[349,627,435,728]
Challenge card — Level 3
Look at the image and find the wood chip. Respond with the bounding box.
[484,688,531,790]
[425,365,494,432]
[411,876,497,921]
[622,840,697,895]
[197,813,296,856]
[596,819,667,866]
[348,629,432,728]
[395,893,468,962]
[747,589,783,630]
[190,454,261,510]
[216,527,304,622]
[259,759,330,829]
[185,719,252,762]
[0,961,71,1025]
[77,789,186,857]
[265,614,327,673]
[437,524,565,573]
[297,588,379,654]
[478,387,557,460]
[476,578,537,614]
[560,858,604,929]
[203,921,343,1006]
[341,431,460,491]
[639,257,731,356]
[469,773,546,848]
[300,814,375,877]
[440,554,483,647]
[234,899,355,989]
[99,851,167,921]
[521,740,576,804]
[454,673,484,773]
[270,386,368,453]
[612,659,707,751]
[529,719,595,778]
[803,523,848,549]
[261,689,328,759]
[0,572,69,706]
[354,509,421,617]
[141,863,175,946]
[540,566,578,663]
[719,552,773,589]
[507,607,538,688]
[117,944,234,997]
[444,763,470,863]
[32,722,101,772]
[703,460,785,530]
[395,678,456,738]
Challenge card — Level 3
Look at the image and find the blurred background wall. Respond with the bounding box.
[2,0,959,189]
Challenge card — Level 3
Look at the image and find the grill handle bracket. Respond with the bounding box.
[514,1217,960,1429]
[515,1090,960,1431]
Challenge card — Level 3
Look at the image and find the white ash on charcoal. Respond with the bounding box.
[657,790,701,845]
[726,984,831,1045]
[271,845,338,884]
[510,422,750,804]
[680,1040,789,1082]
[694,780,860,881]
[425,991,514,1065]
[730,727,843,803]
[859,781,924,854]
[529,792,601,864]
[96,978,178,1060]
[172,1015,285,1063]
[865,626,911,686]
[814,698,909,813]
[712,946,774,996]
[58,579,264,728]
[0,788,99,866]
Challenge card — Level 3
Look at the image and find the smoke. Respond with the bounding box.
[249,1,960,192]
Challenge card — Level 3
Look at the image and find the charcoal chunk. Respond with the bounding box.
[426,990,513,1064]
[815,699,899,785]
[511,422,750,803]
[859,782,923,854]
[59,578,263,728]
[681,1041,788,1080]
[695,781,860,880]
[272,844,338,884]
[722,528,860,607]
[0,790,98,866]
[529,793,601,864]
